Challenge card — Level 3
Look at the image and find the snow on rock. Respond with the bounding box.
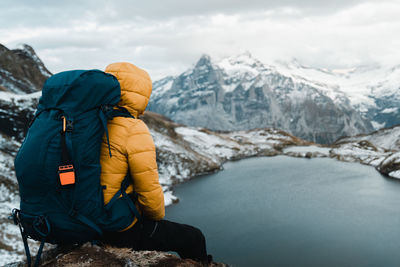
[330,141,390,167]
[331,125,400,179]
[0,91,40,141]
[377,152,400,179]
[389,170,400,179]
[335,125,400,151]
[163,190,178,206]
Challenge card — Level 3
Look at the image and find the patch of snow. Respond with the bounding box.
[163,190,178,206]
[274,58,400,111]
[155,79,173,94]
[389,171,400,179]
[338,125,400,151]
[175,127,239,160]
[381,152,400,166]
[0,91,41,102]
[382,107,398,114]
[371,121,386,130]
[330,142,390,167]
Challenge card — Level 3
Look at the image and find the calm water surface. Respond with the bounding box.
[165,156,400,267]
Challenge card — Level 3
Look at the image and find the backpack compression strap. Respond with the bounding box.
[105,174,142,221]
[59,116,76,186]
[58,115,103,237]
[11,209,51,267]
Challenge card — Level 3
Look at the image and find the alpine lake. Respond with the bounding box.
[166,156,400,267]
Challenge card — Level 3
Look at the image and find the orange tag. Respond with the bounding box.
[59,165,75,185]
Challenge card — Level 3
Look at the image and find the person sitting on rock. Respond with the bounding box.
[100,62,210,264]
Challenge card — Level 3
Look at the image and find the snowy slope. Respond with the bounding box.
[275,59,400,129]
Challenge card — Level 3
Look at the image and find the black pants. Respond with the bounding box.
[102,219,208,263]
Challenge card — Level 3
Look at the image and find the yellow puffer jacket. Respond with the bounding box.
[100,62,165,230]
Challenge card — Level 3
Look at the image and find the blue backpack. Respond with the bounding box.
[12,70,141,267]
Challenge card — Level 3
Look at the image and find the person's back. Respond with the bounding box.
[100,62,209,263]
[100,62,164,227]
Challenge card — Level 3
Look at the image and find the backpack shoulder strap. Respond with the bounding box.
[105,174,142,222]
[112,106,135,119]
[98,105,135,158]
[28,108,64,127]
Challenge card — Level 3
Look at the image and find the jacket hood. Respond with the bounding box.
[105,62,152,117]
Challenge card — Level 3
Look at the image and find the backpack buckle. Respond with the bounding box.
[101,105,113,113]
[58,165,75,185]
[61,116,73,132]
[11,208,20,225]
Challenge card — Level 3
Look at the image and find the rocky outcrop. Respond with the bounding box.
[4,243,228,267]
[377,152,400,179]
[0,92,39,140]
[0,44,51,94]
[329,125,400,179]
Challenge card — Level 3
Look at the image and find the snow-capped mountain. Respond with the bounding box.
[276,59,400,130]
[0,44,51,94]
[149,52,400,144]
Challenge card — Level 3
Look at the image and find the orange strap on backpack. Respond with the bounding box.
[59,116,75,186]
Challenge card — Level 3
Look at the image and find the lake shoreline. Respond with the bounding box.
[166,142,399,206]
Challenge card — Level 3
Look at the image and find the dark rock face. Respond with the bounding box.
[368,96,400,129]
[148,54,373,144]
[0,94,39,140]
[0,44,51,94]
[0,44,49,139]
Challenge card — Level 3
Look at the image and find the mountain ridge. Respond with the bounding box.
[0,44,51,94]
[148,52,380,144]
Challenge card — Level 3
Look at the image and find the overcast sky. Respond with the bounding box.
[1,0,399,80]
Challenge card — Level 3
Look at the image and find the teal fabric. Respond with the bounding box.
[14,70,136,245]
[37,70,120,117]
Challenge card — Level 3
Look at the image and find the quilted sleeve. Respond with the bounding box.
[126,119,165,220]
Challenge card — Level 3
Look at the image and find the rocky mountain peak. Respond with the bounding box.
[0,43,51,94]
[195,54,212,68]
[0,44,8,54]
[225,51,262,68]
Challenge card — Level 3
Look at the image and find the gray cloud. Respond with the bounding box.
[1,0,379,28]
[1,0,399,80]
